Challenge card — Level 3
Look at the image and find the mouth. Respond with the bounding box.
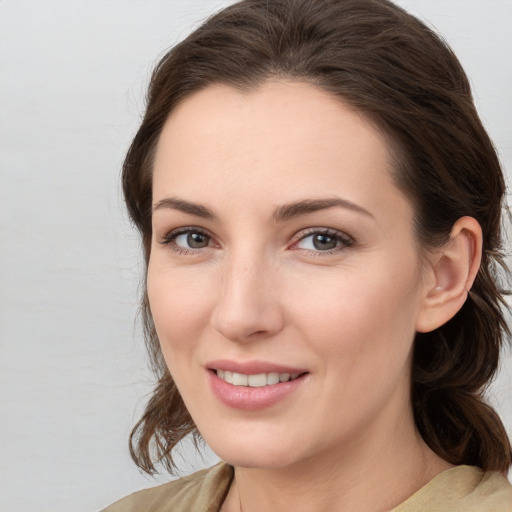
[214,369,304,387]
[206,361,309,410]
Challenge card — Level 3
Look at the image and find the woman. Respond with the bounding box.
[103,0,512,510]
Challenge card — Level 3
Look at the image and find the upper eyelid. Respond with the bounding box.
[157,225,353,250]
[159,226,212,242]
[290,227,355,253]
[292,227,353,242]
[158,227,217,256]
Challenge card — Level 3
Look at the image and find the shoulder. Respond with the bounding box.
[393,465,512,512]
[101,462,233,512]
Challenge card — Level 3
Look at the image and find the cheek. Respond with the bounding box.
[287,259,422,368]
[146,262,215,365]
[286,264,422,430]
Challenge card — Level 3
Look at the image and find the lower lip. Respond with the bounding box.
[208,371,307,411]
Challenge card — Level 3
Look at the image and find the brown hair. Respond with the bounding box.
[123,0,511,474]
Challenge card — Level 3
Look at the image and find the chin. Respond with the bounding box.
[202,429,303,469]
[217,449,297,470]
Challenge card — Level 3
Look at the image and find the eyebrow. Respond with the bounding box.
[152,196,374,221]
[272,197,374,222]
[153,197,216,219]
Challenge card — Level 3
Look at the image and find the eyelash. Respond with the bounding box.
[158,226,355,256]
[292,228,355,256]
[159,227,214,255]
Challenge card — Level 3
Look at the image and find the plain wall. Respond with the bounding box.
[0,1,510,511]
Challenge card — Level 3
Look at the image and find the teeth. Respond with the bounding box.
[267,372,280,385]
[232,373,248,386]
[216,370,302,387]
[248,374,266,387]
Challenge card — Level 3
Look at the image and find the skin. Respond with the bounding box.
[147,81,481,512]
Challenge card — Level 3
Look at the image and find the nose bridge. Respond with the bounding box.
[212,245,283,342]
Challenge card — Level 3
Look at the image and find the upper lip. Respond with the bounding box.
[206,359,308,375]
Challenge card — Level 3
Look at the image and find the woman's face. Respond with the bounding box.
[148,81,432,469]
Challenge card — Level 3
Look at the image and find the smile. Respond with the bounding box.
[215,369,302,387]
[208,363,308,410]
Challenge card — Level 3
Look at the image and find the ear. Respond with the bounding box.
[416,216,482,333]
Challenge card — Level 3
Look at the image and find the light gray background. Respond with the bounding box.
[1,1,511,511]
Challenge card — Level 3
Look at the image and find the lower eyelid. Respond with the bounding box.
[157,227,353,255]
[158,227,219,255]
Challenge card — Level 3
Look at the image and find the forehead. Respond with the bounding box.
[152,81,410,225]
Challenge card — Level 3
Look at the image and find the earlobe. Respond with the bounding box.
[416,217,482,333]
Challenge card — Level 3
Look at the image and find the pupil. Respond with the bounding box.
[313,234,336,250]
[188,232,208,248]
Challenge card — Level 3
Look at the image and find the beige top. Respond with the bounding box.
[102,462,512,512]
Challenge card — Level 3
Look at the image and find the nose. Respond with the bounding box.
[211,254,285,343]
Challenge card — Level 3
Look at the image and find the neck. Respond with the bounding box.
[225,410,451,512]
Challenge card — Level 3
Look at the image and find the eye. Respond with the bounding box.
[175,231,211,249]
[293,229,354,254]
[159,227,215,253]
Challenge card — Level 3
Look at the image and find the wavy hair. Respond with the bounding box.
[122,0,511,474]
